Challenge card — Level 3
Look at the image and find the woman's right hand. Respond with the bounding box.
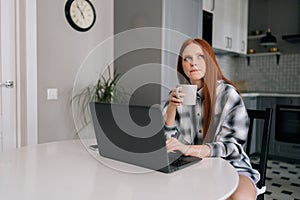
[169,87,183,107]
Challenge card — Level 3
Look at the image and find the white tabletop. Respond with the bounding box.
[0,140,238,200]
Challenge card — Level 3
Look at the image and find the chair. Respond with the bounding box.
[245,108,273,200]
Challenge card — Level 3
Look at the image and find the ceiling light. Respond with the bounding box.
[260,28,277,46]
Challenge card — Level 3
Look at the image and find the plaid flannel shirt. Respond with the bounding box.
[163,80,260,184]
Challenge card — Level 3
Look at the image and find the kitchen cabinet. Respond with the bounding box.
[243,96,258,153]
[212,0,248,54]
[243,96,257,109]
[257,97,276,109]
[244,96,276,155]
[243,97,275,154]
[202,0,215,12]
[237,0,248,54]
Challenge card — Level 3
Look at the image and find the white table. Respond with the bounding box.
[0,140,238,200]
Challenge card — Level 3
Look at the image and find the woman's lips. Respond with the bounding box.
[190,69,199,73]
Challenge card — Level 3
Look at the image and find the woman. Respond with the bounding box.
[163,38,260,200]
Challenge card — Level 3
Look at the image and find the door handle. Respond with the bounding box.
[225,37,229,48]
[0,80,14,88]
[241,41,245,52]
[229,37,232,49]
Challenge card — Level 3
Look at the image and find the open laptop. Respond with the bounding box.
[89,102,201,173]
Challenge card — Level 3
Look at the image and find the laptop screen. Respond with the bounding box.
[90,102,171,171]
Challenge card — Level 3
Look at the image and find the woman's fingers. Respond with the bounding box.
[166,138,189,154]
[166,138,177,152]
[169,88,184,105]
[172,88,184,98]
[171,96,181,104]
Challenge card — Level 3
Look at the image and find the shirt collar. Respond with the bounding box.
[197,87,204,100]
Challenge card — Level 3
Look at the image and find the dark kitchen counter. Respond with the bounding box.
[241,92,300,98]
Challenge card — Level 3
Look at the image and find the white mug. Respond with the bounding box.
[175,84,197,106]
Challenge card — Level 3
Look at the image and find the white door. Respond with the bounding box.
[0,0,37,152]
[0,0,17,152]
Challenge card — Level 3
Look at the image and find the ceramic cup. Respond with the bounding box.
[175,84,197,106]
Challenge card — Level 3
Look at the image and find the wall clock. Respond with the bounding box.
[65,0,96,32]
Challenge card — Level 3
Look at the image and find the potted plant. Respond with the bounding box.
[71,66,125,127]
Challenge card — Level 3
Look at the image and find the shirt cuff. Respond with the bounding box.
[164,125,177,139]
[205,143,217,157]
[164,124,176,130]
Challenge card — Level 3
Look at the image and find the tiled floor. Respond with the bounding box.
[264,159,300,200]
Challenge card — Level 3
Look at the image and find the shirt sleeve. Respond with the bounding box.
[162,100,179,139]
[206,88,249,160]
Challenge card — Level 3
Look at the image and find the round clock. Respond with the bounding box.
[65,0,96,32]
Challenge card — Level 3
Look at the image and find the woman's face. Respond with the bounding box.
[181,43,206,84]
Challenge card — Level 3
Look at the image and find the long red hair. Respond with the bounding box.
[177,38,238,139]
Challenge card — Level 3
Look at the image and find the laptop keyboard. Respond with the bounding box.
[168,151,194,167]
[170,157,191,167]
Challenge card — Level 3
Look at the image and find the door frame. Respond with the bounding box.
[21,0,38,146]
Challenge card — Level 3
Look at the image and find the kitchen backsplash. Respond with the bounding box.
[216,53,300,93]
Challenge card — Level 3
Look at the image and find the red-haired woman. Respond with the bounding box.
[163,38,260,200]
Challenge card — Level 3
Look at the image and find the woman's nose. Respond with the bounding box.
[191,60,197,66]
[192,56,200,66]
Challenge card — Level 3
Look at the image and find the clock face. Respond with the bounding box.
[65,0,96,32]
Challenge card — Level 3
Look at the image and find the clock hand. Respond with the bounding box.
[76,3,85,19]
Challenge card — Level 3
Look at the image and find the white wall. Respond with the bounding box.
[37,0,113,143]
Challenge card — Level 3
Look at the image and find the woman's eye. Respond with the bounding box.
[184,57,192,62]
[198,54,205,59]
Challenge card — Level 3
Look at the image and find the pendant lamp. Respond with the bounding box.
[260,28,277,46]
[260,0,277,46]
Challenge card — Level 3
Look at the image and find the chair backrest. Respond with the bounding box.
[246,108,273,190]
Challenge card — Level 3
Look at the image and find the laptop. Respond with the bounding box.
[89,102,201,173]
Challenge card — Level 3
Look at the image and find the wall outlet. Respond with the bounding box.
[47,88,58,100]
